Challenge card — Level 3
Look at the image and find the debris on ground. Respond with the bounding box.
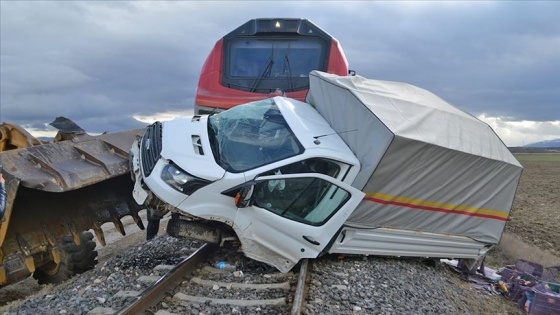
[497,260,560,314]
[443,258,560,314]
[441,259,502,296]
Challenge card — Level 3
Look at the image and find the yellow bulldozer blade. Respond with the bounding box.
[0,122,146,286]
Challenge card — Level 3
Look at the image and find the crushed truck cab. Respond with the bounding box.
[130,71,522,272]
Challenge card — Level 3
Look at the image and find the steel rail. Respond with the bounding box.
[290,259,310,315]
[116,243,215,315]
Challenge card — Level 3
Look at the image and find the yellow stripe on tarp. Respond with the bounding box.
[365,192,509,219]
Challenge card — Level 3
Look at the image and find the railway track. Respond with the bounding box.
[116,243,311,315]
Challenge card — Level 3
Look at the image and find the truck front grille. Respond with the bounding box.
[141,122,162,177]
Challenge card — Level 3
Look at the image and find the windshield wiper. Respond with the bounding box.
[284,53,293,91]
[250,48,274,92]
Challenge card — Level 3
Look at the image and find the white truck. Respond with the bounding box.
[130,71,522,272]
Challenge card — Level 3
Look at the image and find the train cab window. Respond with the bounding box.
[223,38,327,93]
[252,177,350,226]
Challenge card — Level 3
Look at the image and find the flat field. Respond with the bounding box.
[505,154,560,258]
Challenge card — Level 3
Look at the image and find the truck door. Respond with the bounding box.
[233,173,364,272]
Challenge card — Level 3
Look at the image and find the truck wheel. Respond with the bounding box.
[33,231,98,284]
[167,218,221,244]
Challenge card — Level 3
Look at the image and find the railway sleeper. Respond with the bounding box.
[190,276,291,290]
[172,293,287,307]
[169,265,293,310]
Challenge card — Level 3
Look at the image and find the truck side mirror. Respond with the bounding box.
[234,185,254,208]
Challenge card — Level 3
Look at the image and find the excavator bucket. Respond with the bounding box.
[0,120,146,286]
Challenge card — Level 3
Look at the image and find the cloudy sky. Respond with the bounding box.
[1,1,559,146]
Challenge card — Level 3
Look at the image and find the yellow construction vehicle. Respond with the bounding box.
[0,118,145,286]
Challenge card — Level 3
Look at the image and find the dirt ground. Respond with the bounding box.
[505,156,560,258]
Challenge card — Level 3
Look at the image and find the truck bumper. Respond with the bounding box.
[130,139,149,205]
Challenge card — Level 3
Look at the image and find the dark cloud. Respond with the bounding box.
[1,1,559,141]
[329,2,560,122]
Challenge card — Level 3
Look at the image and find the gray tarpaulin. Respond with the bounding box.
[306,71,522,244]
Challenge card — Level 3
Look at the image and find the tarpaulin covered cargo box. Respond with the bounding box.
[307,71,522,246]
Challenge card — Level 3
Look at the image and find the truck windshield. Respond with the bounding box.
[208,99,304,173]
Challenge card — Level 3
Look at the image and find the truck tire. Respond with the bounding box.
[33,231,98,284]
[167,218,221,244]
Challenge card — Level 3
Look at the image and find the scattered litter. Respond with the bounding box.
[440,259,459,267]
[441,259,501,295]
[498,281,508,293]
[445,258,560,314]
[215,261,236,271]
[441,259,501,281]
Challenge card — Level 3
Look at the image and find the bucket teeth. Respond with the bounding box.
[111,214,126,236]
[126,200,145,230]
[16,235,32,256]
[93,222,106,246]
[0,267,6,286]
[41,225,57,246]
[50,247,61,265]
[24,256,35,273]
[131,210,145,230]
[63,219,81,245]
[71,232,81,246]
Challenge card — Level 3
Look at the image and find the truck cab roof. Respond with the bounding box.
[273,96,359,167]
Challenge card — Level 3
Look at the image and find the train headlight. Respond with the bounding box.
[161,163,210,195]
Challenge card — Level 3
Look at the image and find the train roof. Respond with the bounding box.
[223,18,332,38]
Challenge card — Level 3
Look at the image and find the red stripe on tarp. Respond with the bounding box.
[364,197,508,222]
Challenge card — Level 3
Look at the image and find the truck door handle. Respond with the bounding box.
[303,235,320,246]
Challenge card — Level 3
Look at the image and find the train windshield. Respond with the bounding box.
[208,98,304,173]
[223,38,327,93]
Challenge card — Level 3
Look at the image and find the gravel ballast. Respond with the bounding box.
[1,235,201,315]
[1,234,516,314]
[305,255,513,314]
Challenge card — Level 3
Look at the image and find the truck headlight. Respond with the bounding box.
[161,163,210,195]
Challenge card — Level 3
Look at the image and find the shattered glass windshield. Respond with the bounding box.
[208,99,304,173]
